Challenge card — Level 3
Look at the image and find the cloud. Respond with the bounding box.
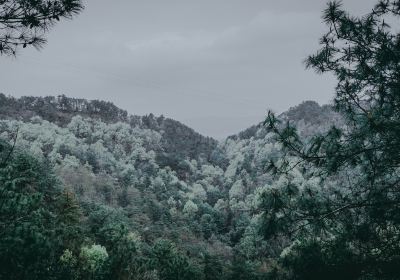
[126,32,215,53]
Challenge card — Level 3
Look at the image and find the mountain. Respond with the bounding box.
[0,93,217,170]
[228,100,342,142]
[0,93,342,279]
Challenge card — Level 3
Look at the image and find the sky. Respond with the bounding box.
[0,0,375,139]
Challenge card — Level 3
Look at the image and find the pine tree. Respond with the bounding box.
[0,139,82,279]
[203,254,223,280]
[0,0,83,55]
[262,1,400,279]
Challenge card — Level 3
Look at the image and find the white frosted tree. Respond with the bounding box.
[229,179,245,200]
[183,200,198,217]
[190,183,207,202]
[67,115,92,139]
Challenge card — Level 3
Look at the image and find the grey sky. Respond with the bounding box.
[0,0,375,138]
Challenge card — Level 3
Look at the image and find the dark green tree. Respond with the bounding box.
[0,0,83,56]
[203,254,223,280]
[200,213,216,240]
[0,139,82,279]
[150,239,200,280]
[262,1,400,279]
[83,204,147,280]
[227,256,259,280]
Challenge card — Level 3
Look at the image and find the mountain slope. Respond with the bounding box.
[228,100,342,141]
[0,93,217,167]
[0,93,344,279]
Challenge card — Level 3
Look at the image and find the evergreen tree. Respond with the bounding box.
[203,254,223,280]
[150,239,200,280]
[0,139,82,279]
[263,1,400,279]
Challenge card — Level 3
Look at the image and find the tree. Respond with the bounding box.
[228,256,259,280]
[183,200,198,218]
[150,239,199,280]
[83,204,146,279]
[203,254,223,280]
[200,214,215,239]
[0,139,82,279]
[262,0,400,279]
[79,244,109,280]
[0,0,83,56]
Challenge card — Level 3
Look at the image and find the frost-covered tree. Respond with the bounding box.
[183,200,198,217]
[67,115,92,139]
[190,183,207,202]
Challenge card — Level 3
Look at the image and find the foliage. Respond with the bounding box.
[150,239,200,280]
[79,244,109,278]
[0,92,354,279]
[0,0,83,55]
[262,0,400,279]
[0,139,82,279]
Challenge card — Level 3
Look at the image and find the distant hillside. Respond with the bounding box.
[0,93,217,168]
[228,100,342,141]
[0,94,343,171]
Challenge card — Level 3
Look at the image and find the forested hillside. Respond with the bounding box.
[0,93,340,279]
[0,94,217,172]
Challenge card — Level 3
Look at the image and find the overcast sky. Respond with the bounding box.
[0,0,375,138]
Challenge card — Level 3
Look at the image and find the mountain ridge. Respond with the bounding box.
[0,93,341,142]
[0,93,218,166]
